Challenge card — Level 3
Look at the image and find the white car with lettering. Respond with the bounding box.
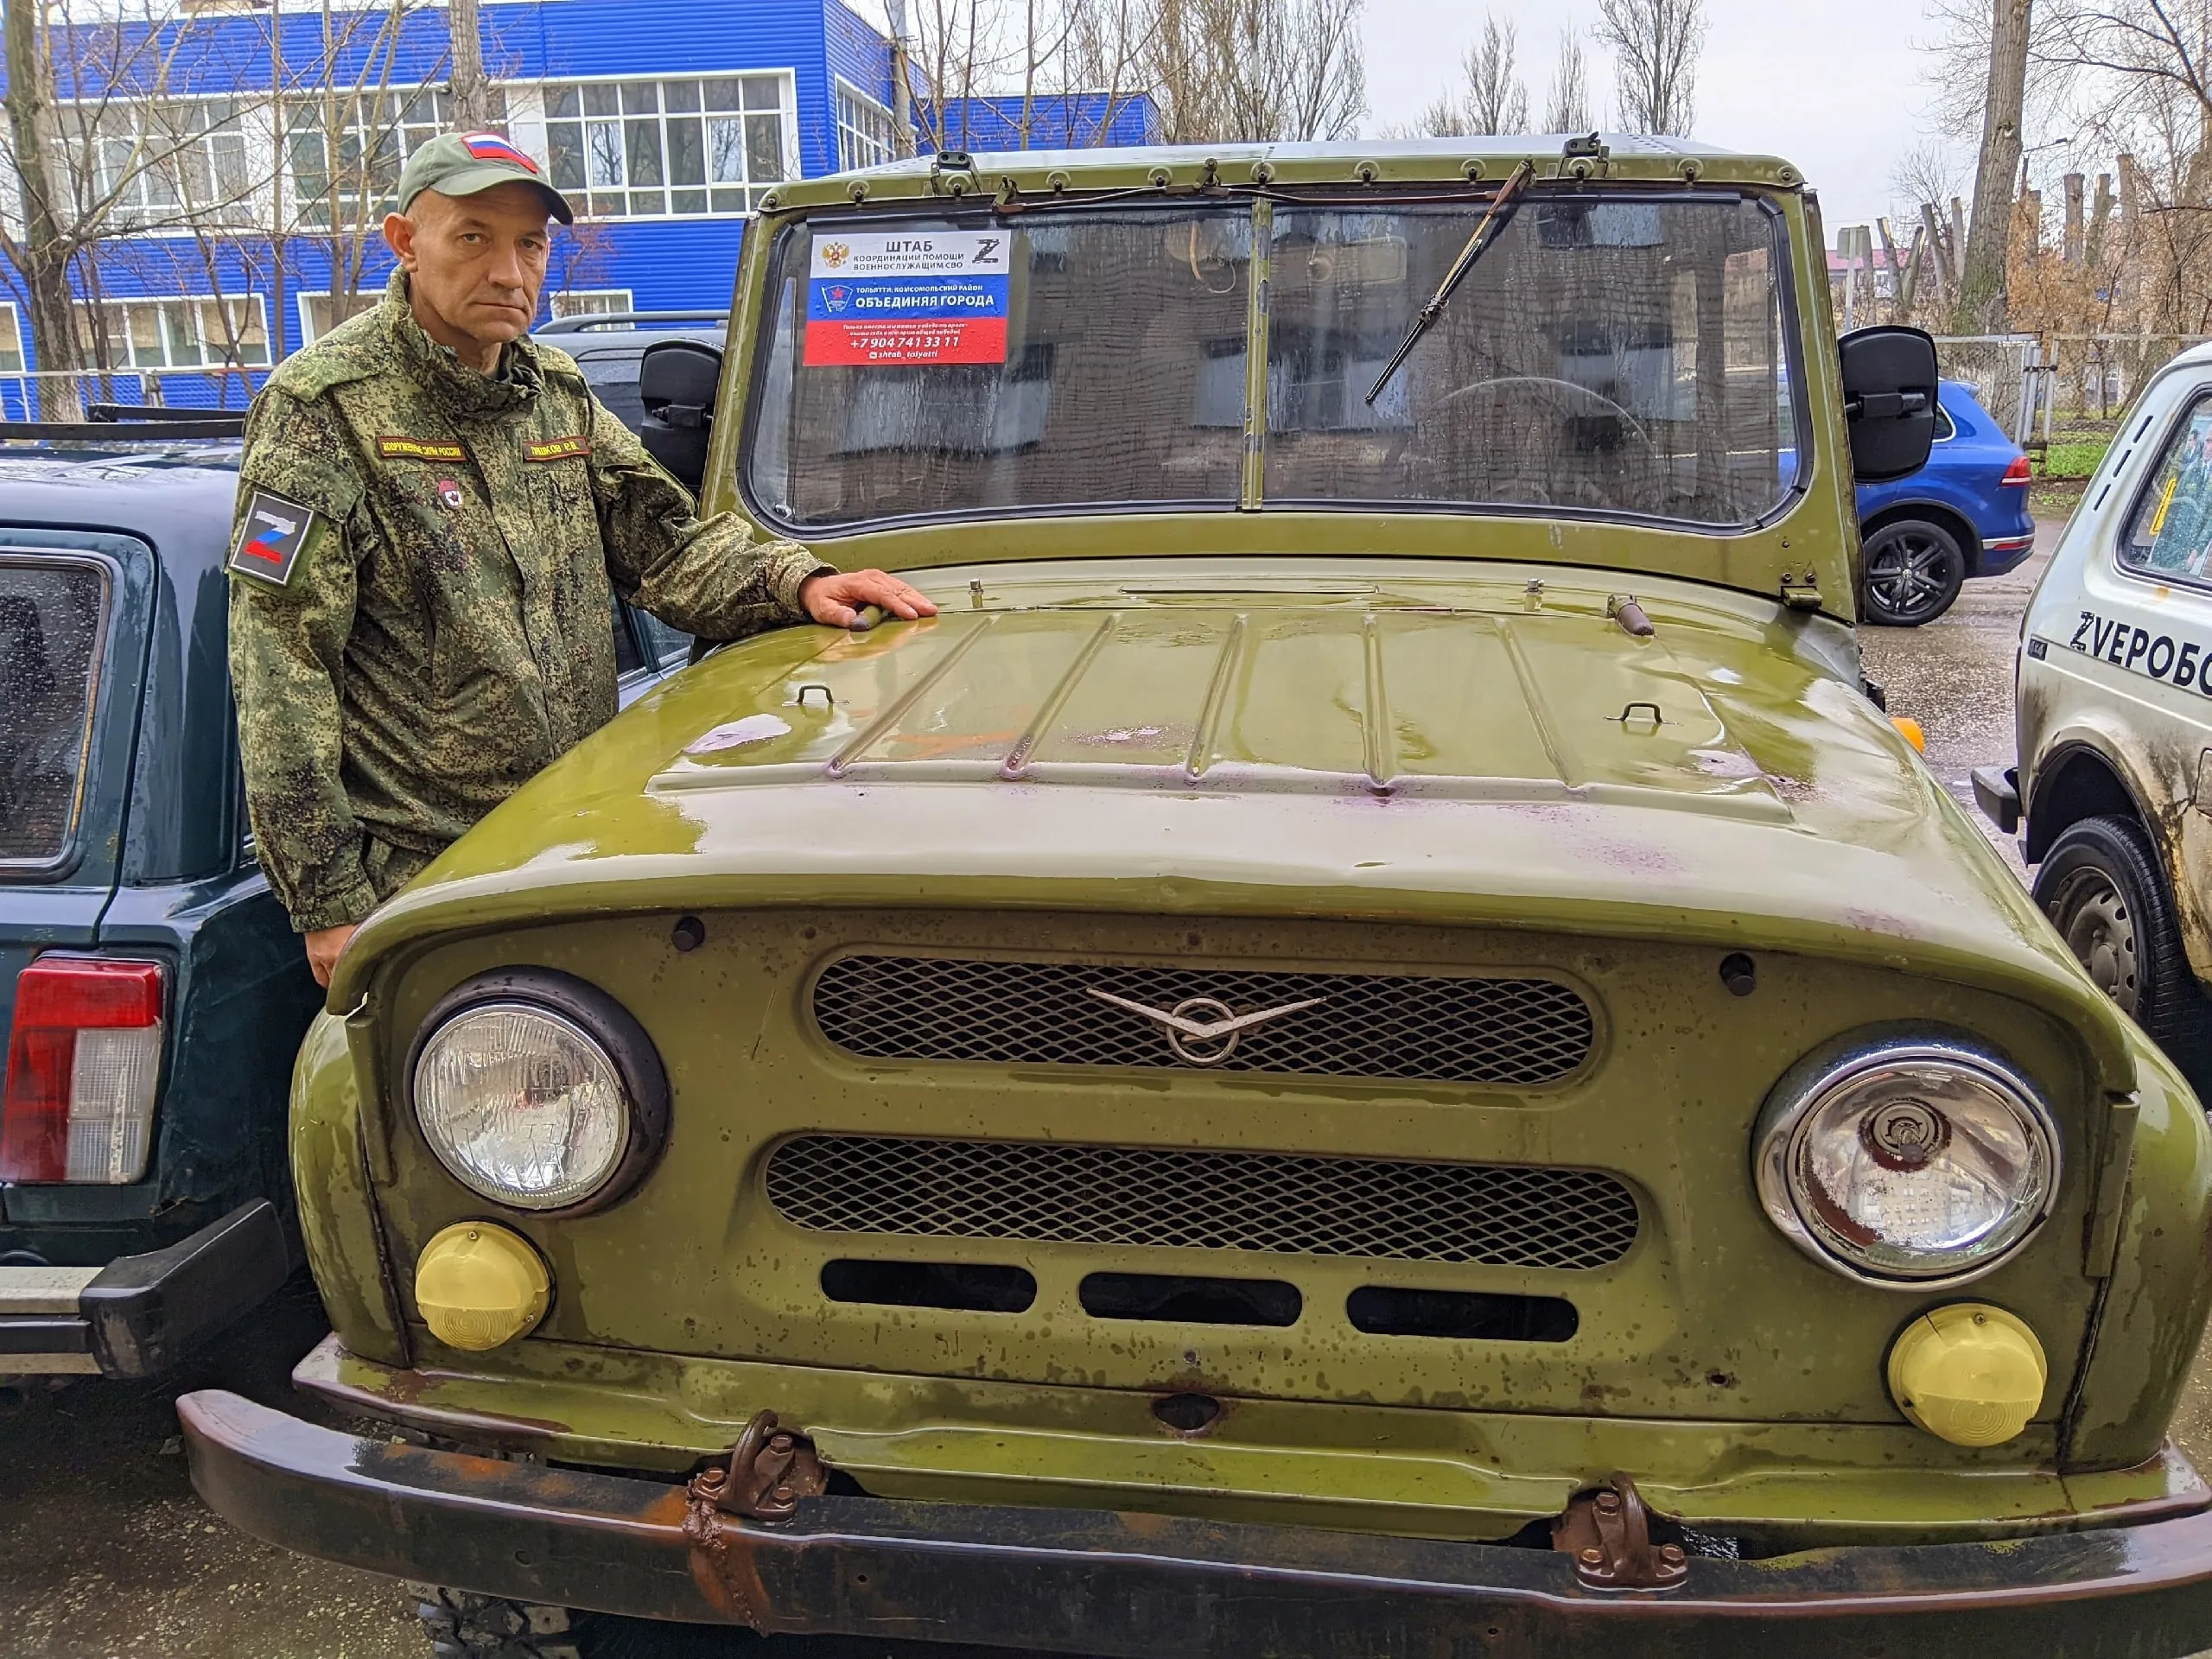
[1980,342,2212,1079]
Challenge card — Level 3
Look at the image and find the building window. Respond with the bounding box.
[288,88,502,228]
[76,296,269,370]
[0,302,23,374]
[94,98,253,227]
[543,76,791,217]
[550,289,636,317]
[836,80,897,171]
[297,289,384,344]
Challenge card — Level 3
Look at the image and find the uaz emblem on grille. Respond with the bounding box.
[1084,987,1325,1067]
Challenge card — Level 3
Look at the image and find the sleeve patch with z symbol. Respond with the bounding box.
[226,489,323,587]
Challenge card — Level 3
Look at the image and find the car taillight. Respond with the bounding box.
[2001,454,2032,486]
[1,957,164,1184]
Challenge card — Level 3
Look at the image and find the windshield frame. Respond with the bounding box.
[735,185,1813,542]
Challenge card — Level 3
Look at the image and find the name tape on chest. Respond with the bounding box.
[524,435,591,463]
[226,489,321,588]
[378,435,467,461]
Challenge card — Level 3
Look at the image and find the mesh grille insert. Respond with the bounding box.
[812,956,1594,1085]
[766,1136,1639,1269]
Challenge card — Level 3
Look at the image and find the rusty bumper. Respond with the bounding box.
[180,1389,2212,1659]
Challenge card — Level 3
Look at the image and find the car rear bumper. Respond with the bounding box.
[180,1387,2212,1659]
[1975,530,2038,577]
[0,1201,287,1377]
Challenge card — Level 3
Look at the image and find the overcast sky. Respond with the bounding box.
[1360,0,1962,232]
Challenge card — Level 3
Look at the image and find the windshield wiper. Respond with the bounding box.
[1363,157,1537,406]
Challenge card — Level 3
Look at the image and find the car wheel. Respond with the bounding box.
[1860,519,1967,626]
[2033,814,2212,1077]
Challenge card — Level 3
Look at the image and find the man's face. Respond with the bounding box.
[385,182,553,352]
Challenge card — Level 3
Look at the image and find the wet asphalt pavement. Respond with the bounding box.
[6,517,2212,1657]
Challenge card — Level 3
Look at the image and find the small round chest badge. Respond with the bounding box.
[435,478,463,512]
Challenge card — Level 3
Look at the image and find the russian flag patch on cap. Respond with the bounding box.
[462,131,540,174]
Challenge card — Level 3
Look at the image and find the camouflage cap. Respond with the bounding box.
[397,131,574,225]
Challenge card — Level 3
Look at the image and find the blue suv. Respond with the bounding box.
[1855,378,2035,626]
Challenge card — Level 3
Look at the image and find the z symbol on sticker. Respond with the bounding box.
[225,489,321,587]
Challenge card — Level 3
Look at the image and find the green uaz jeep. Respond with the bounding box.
[181,138,2212,1657]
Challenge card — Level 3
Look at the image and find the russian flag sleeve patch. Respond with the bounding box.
[226,489,322,587]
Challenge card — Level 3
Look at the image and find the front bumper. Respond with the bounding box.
[181,1389,2212,1659]
[0,1202,288,1377]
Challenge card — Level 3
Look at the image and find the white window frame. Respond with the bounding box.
[294,289,385,346]
[0,301,25,375]
[536,71,800,220]
[65,92,263,234]
[284,86,498,230]
[75,293,271,371]
[550,289,637,318]
[835,77,897,171]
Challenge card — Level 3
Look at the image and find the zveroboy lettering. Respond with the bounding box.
[804,230,1013,367]
[2068,607,2212,692]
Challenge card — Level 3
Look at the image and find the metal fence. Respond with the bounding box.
[0,366,266,423]
[1931,334,2212,442]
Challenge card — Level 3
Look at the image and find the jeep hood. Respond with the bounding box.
[346,561,2133,1086]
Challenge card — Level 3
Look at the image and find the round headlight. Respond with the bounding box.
[1754,1039,2058,1287]
[415,1002,630,1209]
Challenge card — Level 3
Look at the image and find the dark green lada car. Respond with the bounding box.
[182,139,2212,1656]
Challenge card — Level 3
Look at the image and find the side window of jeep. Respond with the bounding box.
[2122,397,2212,587]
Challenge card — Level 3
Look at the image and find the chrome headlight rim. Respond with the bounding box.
[1752,1032,2059,1291]
[407,968,671,1217]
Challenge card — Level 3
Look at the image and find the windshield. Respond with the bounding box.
[744,192,1802,533]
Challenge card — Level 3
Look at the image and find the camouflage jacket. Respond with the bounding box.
[227,270,825,933]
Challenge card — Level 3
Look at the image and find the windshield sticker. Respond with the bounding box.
[2067,608,2212,694]
[804,231,1011,367]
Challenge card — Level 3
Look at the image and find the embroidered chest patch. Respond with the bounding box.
[435,477,464,511]
[524,435,591,463]
[226,489,321,587]
[378,435,467,461]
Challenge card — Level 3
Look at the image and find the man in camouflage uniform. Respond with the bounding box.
[228,132,932,987]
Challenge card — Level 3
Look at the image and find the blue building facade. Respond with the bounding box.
[0,0,1151,410]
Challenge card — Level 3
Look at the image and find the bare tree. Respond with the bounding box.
[1595,0,1706,136]
[1147,0,1367,143]
[1543,29,1595,133]
[899,0,1155,150]
[0,0,276,416]
[447,0,495,131]
[1407,16,1530,137]
[1955,0,2031,330]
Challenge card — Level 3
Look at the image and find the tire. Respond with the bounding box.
[2033,814,2212,1079]
[1860,518,1967,626]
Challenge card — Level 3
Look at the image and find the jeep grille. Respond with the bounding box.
[810,956,1595,1085]
[765,1136,1639,1269]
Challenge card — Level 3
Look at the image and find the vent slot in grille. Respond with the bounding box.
[812,956,1594,1085]
[766,1136,1639,1270]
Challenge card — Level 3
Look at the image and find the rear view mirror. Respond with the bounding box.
[639,340,722,495]
[1838,326,1939,483]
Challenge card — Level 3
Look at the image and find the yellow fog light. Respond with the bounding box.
[1886,1303,2047,1446]
[414,1221,550,1351]
[1891,715,1926,753]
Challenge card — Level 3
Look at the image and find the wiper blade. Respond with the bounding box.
[1363,158,1537,406]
